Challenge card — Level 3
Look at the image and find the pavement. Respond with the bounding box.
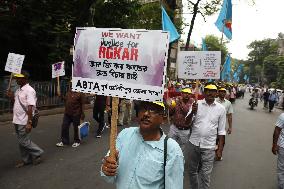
[0,94,282,189]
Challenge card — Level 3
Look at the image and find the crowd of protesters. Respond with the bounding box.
[6,70,284,188]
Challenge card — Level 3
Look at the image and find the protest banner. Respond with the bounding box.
[177,51,221,80]
[72,28,169,102]
[72,28,169,158]
[177,51,221,100]
[52,61,65,96]
[4,53,25,90]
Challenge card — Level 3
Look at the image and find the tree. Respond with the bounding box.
[204,35,228,63]
[247,38,278,84]
[185,0,222,50]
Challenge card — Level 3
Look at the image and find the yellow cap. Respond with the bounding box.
[152,101,165,109]
[13,73,25,78]
[171,100,176,107]
[218,88,226,91]
[176,83,182,86]
[204,84,218,90]
[181,88,192,94]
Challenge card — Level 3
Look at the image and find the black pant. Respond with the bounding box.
[93,107,105,135]
[269,100,276,111]
[61,114,80,144]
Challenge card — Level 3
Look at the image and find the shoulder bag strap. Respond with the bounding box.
[164,135,169,189]
[17,95,28,113]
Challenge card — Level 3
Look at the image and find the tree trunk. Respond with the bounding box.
[185,0,201,51]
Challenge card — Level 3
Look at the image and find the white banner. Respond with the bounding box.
[5,53,25,74]
[72,28,169,102]
[177,51,221,79]
[52,61,65,78]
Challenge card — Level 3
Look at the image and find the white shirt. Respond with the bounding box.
[188,99,226,149]
[276,113,284,148]
[13,84,37,125]
[216,98,234,114]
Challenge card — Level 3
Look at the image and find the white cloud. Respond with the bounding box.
[181,0,284,60]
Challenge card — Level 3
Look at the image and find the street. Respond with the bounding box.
[0,94,281,189]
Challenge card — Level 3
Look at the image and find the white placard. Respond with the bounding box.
[5,53,25,74]
[52,61,65,78]
[177,51,221,79]
[72,28,169,102]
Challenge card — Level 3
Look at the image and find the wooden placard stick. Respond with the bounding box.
[7,73,13,91]
[195,80,200,101]
[57,76,61,96]
[110,97,119,159]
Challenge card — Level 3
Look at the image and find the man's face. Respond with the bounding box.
[218,90,226,99]
[192,84,196,89]
[181,92,191,101]
[15,77,26,86]
[138,103,164,132]
[204,89,217,101]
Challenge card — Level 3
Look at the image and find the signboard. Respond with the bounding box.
[5,53,25,74]
[177,51,221,79]
[52,61,65,78]
[72,28,169,102]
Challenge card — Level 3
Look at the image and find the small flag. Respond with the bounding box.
[221,55,231,81]
[162,6,180,43]
[215,0,232,40]
[202,38,208,51]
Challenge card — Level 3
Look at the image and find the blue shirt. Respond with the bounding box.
[101,127,184,189]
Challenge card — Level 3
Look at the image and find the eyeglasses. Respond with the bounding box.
[139,106,164,115]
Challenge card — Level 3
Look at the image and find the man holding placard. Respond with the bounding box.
[56,80,85,148]
[101,101,184,189]
[186,83,226,189]
[6,71,44,168]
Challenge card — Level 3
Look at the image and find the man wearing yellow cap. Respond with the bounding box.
[216,87,233,134]
[185,83,226,189]
[215,86,234,161]
[168,88,194,153]
[101,101,184,189]
[6,71,44,168]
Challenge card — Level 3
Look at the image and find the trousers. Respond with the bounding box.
[188,142,215,189]
[14,124,44,164]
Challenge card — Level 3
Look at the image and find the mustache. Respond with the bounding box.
[140,116,151,122]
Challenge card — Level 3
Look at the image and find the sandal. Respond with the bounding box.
[15,161,30,168]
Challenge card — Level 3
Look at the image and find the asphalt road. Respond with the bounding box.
[0,94,282,189]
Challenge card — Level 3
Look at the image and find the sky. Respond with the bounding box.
[181,0,284,60]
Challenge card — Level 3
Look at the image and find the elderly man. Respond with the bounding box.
[186,83,226,189]
[6,71,44,168]
[101,101,184,189]
[168,88,194,153]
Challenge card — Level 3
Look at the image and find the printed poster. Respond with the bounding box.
[52,61,65,78]
[5,53,25,74]
[72,28,169,102]
[177,51,221,79]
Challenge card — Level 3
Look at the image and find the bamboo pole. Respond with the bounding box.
[7,73,13,91]
[57,76,61,96]
[109,97,119,159]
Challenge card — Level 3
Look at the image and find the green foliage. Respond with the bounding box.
[0,0,184,80]
[246,35,284,87]
[204,35,228,63]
